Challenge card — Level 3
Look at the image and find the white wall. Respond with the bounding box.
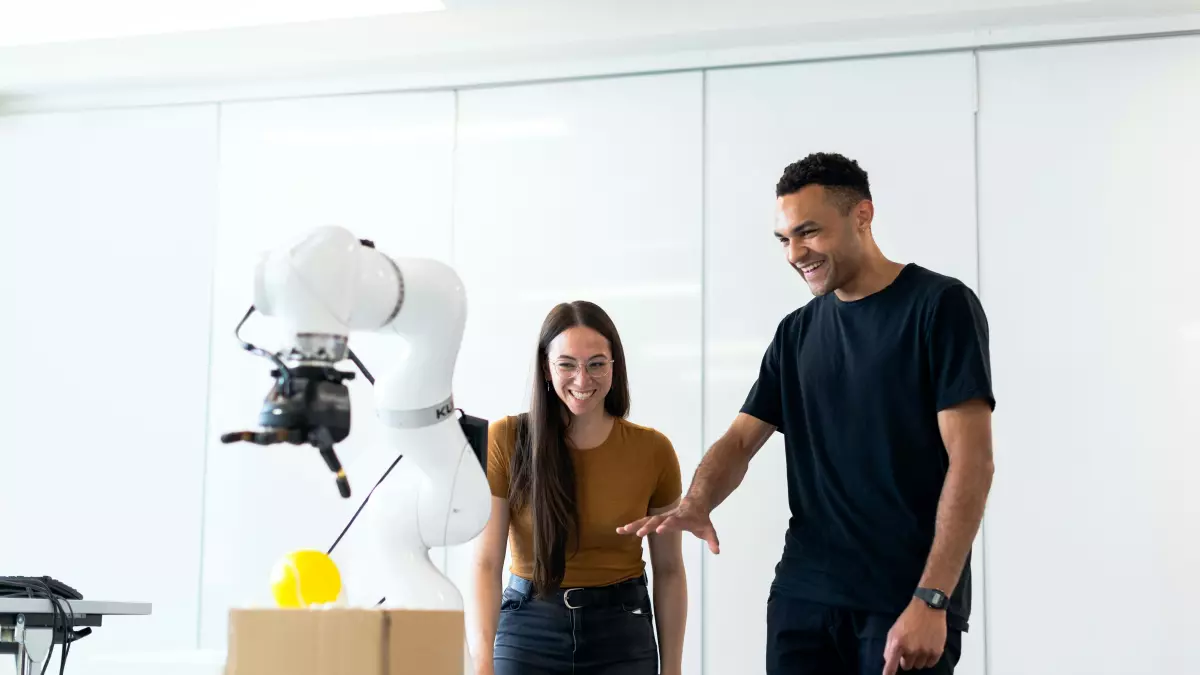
[0,105,218,669]
[1,26,1197,675]
[978,34,1200,675]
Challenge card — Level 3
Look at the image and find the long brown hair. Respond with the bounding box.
[508,301,630,597]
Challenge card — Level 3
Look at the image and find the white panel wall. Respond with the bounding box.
[703,53,984,675]
[978,35,1200,675]
[5,32,1196,675]
[0,106,218,669]
[445,72,706,674]
[197,91,457,648]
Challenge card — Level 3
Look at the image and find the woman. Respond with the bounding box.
[469,300,687,675]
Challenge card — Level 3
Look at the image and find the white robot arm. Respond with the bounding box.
[223,225,492,609]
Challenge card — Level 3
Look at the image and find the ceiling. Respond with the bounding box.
[3,0,1198,100]
[3,0,1195,48]
[0,0,456,47]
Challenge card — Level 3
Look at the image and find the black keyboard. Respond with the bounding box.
[0,576,83,600]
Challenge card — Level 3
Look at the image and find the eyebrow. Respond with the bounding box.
[776,220,818,238]
[554,354,609,361]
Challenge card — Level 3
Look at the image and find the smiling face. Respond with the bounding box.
[774,184,873,297]
[546,325,614,419]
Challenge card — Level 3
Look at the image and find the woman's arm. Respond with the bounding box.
[647,499,687,675]
[468,496,510,675]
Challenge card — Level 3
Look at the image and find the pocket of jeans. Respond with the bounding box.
[499,587,525,613]
[620,591,654,620]
[617,595,657,654]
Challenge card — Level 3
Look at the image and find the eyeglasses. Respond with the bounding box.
[551,358,615,378]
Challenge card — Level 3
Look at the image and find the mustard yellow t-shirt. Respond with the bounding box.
[487,415,682,588]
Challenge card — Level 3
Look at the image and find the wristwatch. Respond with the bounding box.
[913,587,949,610]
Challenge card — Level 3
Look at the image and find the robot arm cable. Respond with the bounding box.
[232,304,293,395]
[346,349,374,385]
[316,346,398,607]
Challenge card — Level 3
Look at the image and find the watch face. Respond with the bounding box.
[918,588,947,608]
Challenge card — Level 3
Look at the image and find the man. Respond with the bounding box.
[618,152,995,674]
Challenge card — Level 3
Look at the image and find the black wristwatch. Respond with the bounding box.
[913,587,949,610]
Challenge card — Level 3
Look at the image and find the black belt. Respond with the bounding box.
[507,574,646,609]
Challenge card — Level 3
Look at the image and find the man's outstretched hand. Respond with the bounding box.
[616,499,721,554]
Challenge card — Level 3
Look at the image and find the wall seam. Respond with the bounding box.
[445,87,461,575]
[972,47,993,675]
[698,67,709,675]
[194,101,223,649]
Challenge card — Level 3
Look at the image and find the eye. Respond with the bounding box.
[585,359,614,376]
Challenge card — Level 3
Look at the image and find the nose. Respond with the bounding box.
[787,241,808,266]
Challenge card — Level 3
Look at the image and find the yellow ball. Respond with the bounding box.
[270,550,342,608]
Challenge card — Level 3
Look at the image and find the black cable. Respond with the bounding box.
[234,305,293,395]
[40,577,71,675]
[347,349,374,385]
[326,348,398,607]
[54,581,74,675]
[0,577,73,675]
[325,345,397,555]
[325,453,404,556]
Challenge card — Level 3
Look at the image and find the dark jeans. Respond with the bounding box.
[767,593,962,675]
[493,574,659,675]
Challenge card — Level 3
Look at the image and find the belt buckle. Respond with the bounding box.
[563,588,583,609]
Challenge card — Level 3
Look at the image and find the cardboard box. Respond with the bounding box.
[226,608,464,675]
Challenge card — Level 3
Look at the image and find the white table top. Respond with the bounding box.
[0,598,151,617]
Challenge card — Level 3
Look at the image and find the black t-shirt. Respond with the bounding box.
[741,263,994,632]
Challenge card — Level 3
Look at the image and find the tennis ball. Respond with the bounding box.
[270,550,342,608]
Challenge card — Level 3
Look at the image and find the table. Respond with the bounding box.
[0,599,151,675]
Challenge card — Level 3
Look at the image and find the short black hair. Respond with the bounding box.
[775,152,872,213]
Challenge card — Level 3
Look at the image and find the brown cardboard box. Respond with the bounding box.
[226,608,464,675]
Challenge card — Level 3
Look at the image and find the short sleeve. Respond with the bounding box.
[927,283,996,412]
[486,416,516,499]
[740,316,790,431]
[649,433,683,509]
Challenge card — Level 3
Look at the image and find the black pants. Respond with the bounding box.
[493,574,659,675]
[766,593,962,675]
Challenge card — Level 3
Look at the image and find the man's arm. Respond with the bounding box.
[918,283,996,595]
[684,413,776,513]
[884,398,994,674]
[919,398,995,595]
[616,413,775,552]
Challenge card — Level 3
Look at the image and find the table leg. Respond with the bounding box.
[13,616,51,675]
[15,642,31,675]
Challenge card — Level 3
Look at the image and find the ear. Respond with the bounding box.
[854,199,874,231]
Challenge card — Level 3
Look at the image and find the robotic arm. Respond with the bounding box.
[222,225,492,609]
